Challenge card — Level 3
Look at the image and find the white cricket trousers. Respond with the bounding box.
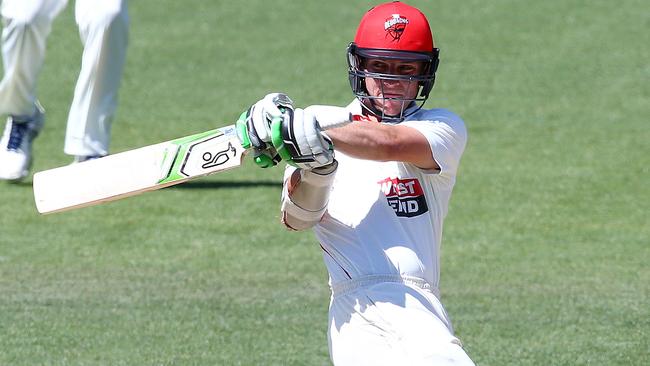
[0,0,128,156]
[328,276,475,366]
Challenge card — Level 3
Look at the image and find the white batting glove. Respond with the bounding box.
[271,105,335,170]
[236,92,294,168]
[249,92,294,143]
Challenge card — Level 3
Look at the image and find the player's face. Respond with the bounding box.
[363,58,425,117]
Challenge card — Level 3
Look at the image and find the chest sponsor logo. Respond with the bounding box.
[377,177,428,217]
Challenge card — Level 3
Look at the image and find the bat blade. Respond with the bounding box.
[33,124,246,214]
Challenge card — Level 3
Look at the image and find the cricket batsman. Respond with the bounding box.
[239,1,475,364]
[0,0,128,181]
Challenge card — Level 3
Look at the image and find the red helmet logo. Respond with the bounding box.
[384,14,409,42]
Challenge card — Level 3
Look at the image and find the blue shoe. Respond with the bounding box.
[0,104,45,181]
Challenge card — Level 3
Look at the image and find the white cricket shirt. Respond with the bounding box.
[314,100,467,290]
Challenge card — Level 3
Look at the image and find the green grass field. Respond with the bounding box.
[1,1,648,365]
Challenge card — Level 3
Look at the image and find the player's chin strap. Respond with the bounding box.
[280,160,338,231]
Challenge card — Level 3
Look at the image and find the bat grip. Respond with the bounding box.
[310,106,353,130]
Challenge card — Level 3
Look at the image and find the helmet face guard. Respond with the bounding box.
[347,43,439,122]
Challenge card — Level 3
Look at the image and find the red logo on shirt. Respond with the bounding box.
[378,178,428,217]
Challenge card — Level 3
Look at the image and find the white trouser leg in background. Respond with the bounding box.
[64,0,128,157]
[0,0,67,117]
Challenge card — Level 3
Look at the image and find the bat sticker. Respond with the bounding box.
[201,142,237,169]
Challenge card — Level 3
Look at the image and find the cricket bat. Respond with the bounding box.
[33,107,351,214]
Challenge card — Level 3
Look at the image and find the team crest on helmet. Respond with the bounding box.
[384,14,409,42]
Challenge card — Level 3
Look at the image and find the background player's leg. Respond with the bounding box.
[0,0,66,180]
[64,0,128,159]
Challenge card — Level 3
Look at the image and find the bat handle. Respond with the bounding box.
[310,105,353,130]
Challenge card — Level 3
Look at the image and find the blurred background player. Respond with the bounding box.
[0,0,128,181]
[238,1,476,364]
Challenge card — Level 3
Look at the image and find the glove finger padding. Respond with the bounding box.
[251,93,294,143]
[271,107,335,170]
[237,108,270,150]
[252,146,282,168]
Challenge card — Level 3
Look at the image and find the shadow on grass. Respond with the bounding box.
[2,180,32,187]
[169,180,282,189]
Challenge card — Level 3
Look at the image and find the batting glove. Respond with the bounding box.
[236,93,294,168]
[271,106,335,170]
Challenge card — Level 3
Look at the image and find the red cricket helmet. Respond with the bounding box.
[347,1,440,121]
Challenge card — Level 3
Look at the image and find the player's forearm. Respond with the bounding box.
[327,122,396,161]
[327,122,437,169]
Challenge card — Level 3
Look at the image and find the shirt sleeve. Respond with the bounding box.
[402,109,467,177]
